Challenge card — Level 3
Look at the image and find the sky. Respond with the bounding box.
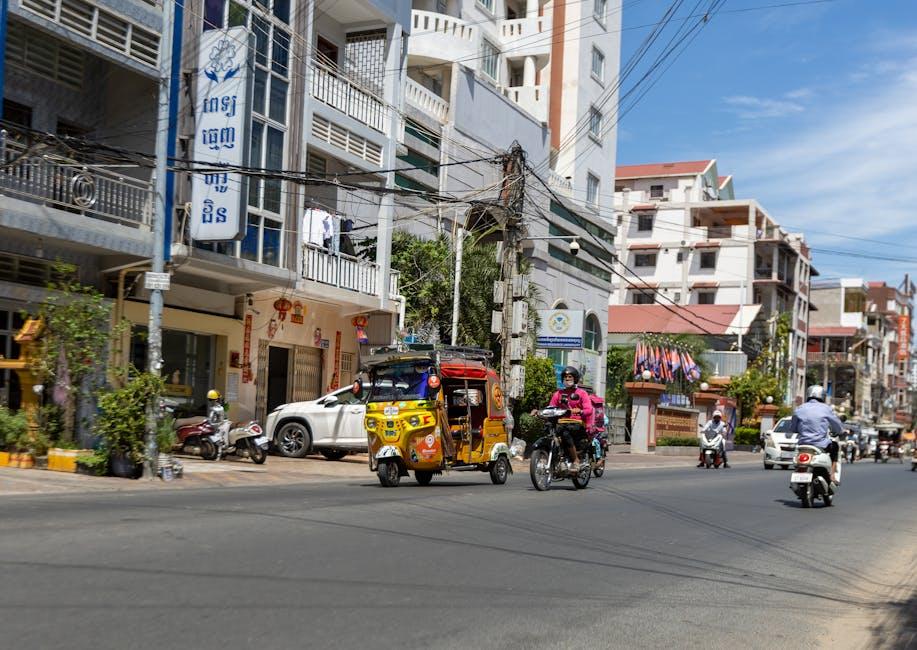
[616,0,917,285]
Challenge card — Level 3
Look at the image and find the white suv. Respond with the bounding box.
[763,417,798,470]
[265,387,366,460]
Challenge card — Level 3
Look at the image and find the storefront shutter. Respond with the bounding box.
[291,345,323,402]
[255,339,270,424]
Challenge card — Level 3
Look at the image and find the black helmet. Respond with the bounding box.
[561,366,581,383]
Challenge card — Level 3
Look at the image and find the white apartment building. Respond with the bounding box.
[0,0,409,426]
[394,0,622,394]
[610,160,814,404]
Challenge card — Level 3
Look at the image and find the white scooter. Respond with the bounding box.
[699,431,725,469]
[790,442,840,508]
[207,402,269,464]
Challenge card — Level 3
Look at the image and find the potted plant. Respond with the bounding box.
[94,372,164,479]
[1,406,32,468]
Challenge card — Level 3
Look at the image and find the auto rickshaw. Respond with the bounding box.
[359,345,511,487]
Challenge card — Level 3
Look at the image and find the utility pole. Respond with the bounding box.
[144,0,176,480]
[450,227,465,345]
[498,144,527,404]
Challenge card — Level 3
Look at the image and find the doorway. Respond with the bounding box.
[267,346,290,412]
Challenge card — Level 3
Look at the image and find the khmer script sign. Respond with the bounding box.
[191,27,251,241]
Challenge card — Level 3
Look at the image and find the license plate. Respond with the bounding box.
[383,406,399,416]
[253,435,268,446]
[791,472,812,483]
[781,453,795,460]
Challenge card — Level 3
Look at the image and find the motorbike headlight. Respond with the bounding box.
[366,419,377,430]
[408,415,420,427]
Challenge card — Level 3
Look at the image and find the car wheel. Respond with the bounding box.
[764,462,774,470]
[275,421,311,458]
[415,470,434,486]
[320,449,347,461]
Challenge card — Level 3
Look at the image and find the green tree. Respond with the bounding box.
[727,313,791,420]
[34,263,125,444]
[518,356,557,414]
[605,345,635,408]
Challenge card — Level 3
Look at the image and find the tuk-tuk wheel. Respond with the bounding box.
[415,470,434,486]
[490,456,509,485]
[377,460,401,487]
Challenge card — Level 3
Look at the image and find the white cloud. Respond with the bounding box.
[722,95,805,119]
[724,54,917,276]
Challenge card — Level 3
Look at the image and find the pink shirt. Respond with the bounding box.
[549,387,595,431]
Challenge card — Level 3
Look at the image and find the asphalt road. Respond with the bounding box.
[1,460,914,649]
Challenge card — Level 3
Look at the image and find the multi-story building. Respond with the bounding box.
[866,279,914,426]
[393,0,623,394]
[0,0,409,427]
[610,159,814,404]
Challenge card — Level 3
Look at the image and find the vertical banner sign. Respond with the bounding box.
[191,27,251,241]
[331,331,342,391]
[898,315,910,361]
[242,314,253,383]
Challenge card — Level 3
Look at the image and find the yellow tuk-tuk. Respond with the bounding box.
[360,346,511,487]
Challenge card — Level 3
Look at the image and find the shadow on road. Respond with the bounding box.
[869,592,917,649]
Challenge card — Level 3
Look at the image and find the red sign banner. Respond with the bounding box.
[242,314,253,383]
[330,330,342,391]
[898,315,910,361]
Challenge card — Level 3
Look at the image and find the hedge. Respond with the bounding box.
[656,436,699,447]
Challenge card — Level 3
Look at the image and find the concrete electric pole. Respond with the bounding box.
[498,144,527,404]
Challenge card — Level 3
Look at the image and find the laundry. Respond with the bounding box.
[304,208,331,247]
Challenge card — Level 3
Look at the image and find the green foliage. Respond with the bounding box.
[75,450,109,476]
[519,356,557,414]
[727,367,781,421]
[733,426,760,446]
[35,262,126,443]
[94,372,165,464]
[656,436,699,447]
[0,406,29,451]
[605,345,634,408]
[516,412,545,444]
[156,413,176,453]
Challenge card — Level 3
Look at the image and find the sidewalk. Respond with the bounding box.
[0,449,764,496]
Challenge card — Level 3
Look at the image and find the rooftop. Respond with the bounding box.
[616,160,713,179]
[608,304,760,336]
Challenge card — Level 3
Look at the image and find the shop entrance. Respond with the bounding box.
[0,304,25,410]
[131,326,215,416]
[267,346,290,413]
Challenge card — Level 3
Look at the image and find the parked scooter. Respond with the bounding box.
[172,390,268,464]
[699,431,724,469]
[790,443,839,508]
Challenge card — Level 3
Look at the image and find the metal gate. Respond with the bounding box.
[291,345,323,402]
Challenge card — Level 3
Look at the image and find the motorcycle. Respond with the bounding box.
[699,432,724,469]
[844,439,856,464]
[790,444,839,508]
[911,447,916,472]
[875,441,889,463]
[529,406,593,491]
[172,401,268,464]
[591,430,609,478]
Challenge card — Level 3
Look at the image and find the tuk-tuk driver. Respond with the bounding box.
[547,366,593,471]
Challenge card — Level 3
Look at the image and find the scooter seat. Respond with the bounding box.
[174,416,207,428]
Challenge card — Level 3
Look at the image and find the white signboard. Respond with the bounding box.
[191,27,251,241]
[143,272,171,291]
[536,309,585,349]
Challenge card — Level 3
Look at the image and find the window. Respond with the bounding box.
[844,290,865,313]
[632,292,654,305]
[676,251,685,263]
[700,251,717,269]
[481,40,499,80]
[586,173,600,207]
[591,47,605,81]
[2,99,32,128]
[638,214,653,231]
[650,184,664,198]
[584,314,602,351]
[634,253,657,267]
[593,0,607,23]
[673,292,681,303]
[588,107,602,141]
[697,291,716,305]
[478,0,494,12]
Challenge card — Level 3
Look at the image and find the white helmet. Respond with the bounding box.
[712,409,723,418]
[806,384,826,402]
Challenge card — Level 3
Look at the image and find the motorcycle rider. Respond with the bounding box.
[791,384,843,484]
[544,366,594,472]
[697,410,729,468]
[206,389,225,423]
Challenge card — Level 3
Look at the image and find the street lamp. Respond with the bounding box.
[766,395,774,404]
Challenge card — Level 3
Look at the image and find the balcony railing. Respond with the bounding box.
[807,351,865,367]
[310,61,386,133]
[405,78,449,123]
[700,350,747,377]
[0,131,152,227]
[409,10,479,64]
[502,84,547,122]
[498,15,552,55]
[303,244,400,299]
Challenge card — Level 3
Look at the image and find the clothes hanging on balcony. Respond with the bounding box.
[322,212,335,252]
[340,218,356,257]
[304,208,331,247]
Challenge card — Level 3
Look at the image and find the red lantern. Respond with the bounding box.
[274,298,293,321]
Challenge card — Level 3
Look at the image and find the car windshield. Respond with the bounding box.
[367,362,433,403]
[773,418,796,435]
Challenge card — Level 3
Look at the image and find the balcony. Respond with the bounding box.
[807,351,866,369]
[502,85,547,122]
[547,169,573,199]
[405,78,450,123]
[310,60,387,134]
[498,14,553,57]
[409,10,479,66]
[700,350,747,377]
[302,244,400,301]
[0,131,152,228]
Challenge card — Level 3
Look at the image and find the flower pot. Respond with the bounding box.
[110,452,142,479]
[0,451,10,467]
[9,452,35,469]
[34,455,49,470]
[48,448,90,473]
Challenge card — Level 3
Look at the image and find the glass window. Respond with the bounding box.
[697,291,716,305]
[252,68,267,115]
[844,290,865,313]
[204,0,225,30]
[272,0,289,23]
[650,184,664,198]
[584,314,601,351]
[268,77,287,123]
[248,121,263,206]
[700,251,717,269]
[591,47,604,81]
[241,215,260,261]
[481,40,499,81]
[228,1,247,27]
[272,29,290,75]
[638,214,653,231]
[632,292,654,305]
[478,0,494,12]
[589,107,602,140]
[586,173,600,206]
[253,16,269,65]
[262,218,282,266]
[634,253,657,267]
[594,0,607,22]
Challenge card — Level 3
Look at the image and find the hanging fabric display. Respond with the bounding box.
[352,315,368,344]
